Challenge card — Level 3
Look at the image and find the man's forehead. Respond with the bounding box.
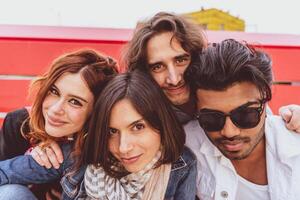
[146,32,189,63]
[196,82,261,111]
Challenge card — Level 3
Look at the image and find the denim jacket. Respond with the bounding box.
[164,146,197,200]
[0,144,196,200]
[0,142,85,200]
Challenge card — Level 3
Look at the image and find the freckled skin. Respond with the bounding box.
[42,73,94,138]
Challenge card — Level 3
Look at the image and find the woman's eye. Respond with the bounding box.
[69,99,82,106]
[49,87,59,96]
[133,123,145,131]
[109,128,118,135]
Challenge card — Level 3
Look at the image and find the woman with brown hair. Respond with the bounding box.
[0,49,118,199]
[81,70,197,200]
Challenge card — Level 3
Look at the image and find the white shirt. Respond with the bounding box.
[185,115,300,200]
[236,175,269,200]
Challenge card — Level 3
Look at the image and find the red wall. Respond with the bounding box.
[257,46,300,113]
[1,26,300,125]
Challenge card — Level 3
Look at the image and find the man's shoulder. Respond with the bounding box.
[184,120,203,133]
[184,120,209,157]
[266,115,300,140]
[184,120,206,142]
[266,115,300,158]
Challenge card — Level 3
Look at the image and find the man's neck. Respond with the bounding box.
[175,95,196,117]
[231,137,268,185]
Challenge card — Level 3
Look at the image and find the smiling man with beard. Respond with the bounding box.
[185,39,300,200]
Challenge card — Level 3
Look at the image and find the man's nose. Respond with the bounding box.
[220,117,241,138]
[166,65,181,86]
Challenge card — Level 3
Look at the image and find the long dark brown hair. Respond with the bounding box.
[83,70,185,177]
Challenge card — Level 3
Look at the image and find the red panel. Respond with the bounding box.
[1,26,300,125]
[0,80,32,112]
[207,30,300,47]
[0,39,126,75]
[269,85,300,114]
[259,47,300,82]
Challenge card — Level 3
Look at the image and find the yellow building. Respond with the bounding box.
[185,8,245,31]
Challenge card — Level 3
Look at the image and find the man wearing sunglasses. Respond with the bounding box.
[185,39,300,199]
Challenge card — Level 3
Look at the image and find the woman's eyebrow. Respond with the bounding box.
[68,94,89,103]
[127,118,144,128]
[53,83,89,103]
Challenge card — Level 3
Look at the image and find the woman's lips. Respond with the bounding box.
[121,154,142,164]
[47,115,66,127]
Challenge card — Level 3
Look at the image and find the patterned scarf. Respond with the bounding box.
[84,152,161,200]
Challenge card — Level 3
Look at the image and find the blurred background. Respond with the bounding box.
[1,0,300,125]
[1,0,300,34]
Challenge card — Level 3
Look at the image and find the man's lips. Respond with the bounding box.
[223,142,244,151]
[121,154,142,164]
[219,139,246,152]
[47,115,66,127]
[164,84,187,95]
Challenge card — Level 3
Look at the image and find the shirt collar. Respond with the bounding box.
[199,131,223,157]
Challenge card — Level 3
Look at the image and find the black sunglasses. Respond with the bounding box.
[196,100,265,132]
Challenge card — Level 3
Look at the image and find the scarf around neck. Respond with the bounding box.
[84,151,163,200]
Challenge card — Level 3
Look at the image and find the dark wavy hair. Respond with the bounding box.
[83,70,185,177]
[122,12,207,72]
[185,39,273,101]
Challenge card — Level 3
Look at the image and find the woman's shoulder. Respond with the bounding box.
[166,147,197,199]
[58,142,76,166]
[171,146,196,171]
[3,108,30,135]
[4,108,29,123]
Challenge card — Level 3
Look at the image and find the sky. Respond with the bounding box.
[0,0,299,35]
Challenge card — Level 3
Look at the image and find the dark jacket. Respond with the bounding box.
[0,108,30,160]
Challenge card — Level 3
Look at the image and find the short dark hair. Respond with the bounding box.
[186,39,273,101]
[83,70,185,177]
[122,12,207,72]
